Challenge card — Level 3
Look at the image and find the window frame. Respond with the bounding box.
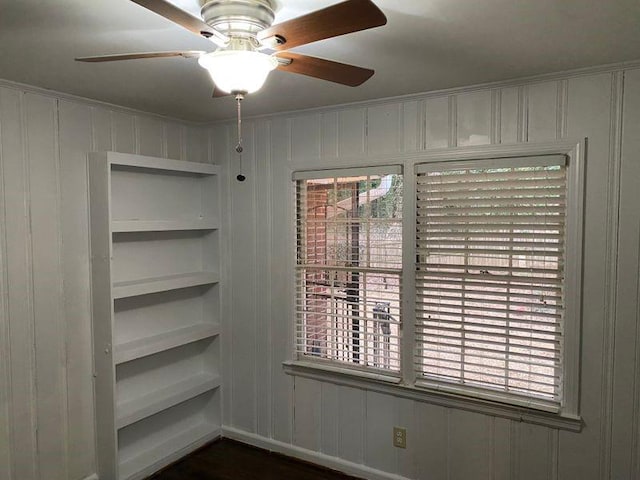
[414,155,571,413]
[285,140,585,431]
[292,165,404,377]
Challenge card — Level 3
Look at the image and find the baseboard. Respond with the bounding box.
[221,426,409,480]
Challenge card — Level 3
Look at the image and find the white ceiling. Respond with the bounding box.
[1,0,638,122]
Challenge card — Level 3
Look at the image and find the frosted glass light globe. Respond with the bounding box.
[198,50,278,94]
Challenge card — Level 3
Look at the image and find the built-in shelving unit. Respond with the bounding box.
[89,152,221,480]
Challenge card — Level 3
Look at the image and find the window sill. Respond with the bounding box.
[283,360,582,433]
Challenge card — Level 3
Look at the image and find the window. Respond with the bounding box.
[289,145,583,425]
[294,167,403,374]
[414,155,569,411]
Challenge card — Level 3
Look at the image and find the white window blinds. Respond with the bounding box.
[414,156,567,408]
[295,168,403,373]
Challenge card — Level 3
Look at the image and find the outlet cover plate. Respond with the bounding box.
[393,426,406,449]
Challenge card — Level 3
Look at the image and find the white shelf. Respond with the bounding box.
[117,373,221,429]
[115,323,220,365]
[112,272,219,299]
[118,423,219,480]
[106,152,219,176]
[112,219,218,233]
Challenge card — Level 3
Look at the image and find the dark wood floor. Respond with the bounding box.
[150,439,361,480]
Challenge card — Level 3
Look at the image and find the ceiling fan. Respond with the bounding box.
[77,0,386,181]
[76,0,388,96]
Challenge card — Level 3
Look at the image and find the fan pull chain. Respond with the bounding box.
[235,93,246,182]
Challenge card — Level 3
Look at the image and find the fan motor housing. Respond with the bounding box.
[200,0,277,38]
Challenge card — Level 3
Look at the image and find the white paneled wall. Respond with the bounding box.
[215,66,640,479]
[2,63,640,480]
[0,82,209,480]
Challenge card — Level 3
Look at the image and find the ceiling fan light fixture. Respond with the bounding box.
[198,50,278,94]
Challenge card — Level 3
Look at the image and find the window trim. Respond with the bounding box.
[413,154,569,412]
[293,165,404,375]
[286,140,585,432]
[283,360,582,432]
[292,164,402,181]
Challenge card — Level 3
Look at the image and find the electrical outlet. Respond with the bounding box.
[393,426,406,449]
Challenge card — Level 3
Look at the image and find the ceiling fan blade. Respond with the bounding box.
[275,52,374,87]
[258,0,386,51]
[75,51,206,62]
[129,0,229,47]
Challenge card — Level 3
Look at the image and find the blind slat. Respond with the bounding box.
[418,231,564,241]
[416,290,562,303]
[415,276,563,292]
[417,308,561,325]
[417,197,565,209]
[417,239,562,250]
[418,186,566,199]
[416,247,563,258]
[296,265,401,275]
[415,357,559,381]
[416,270,562,286]
[295,310,400,326]
[416,334,560,355]
[417,351,559,368]
[419,215,565,225]
[417,178,567,192]
[417,303,561,320]
[421,263,563,275]
[416,162,566,180]
[416,321,561,342]
[417,298,560,312]
[415,343,558,363]
[415,365,560,390]
[419,205,566,215]
[416,327,560,346]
